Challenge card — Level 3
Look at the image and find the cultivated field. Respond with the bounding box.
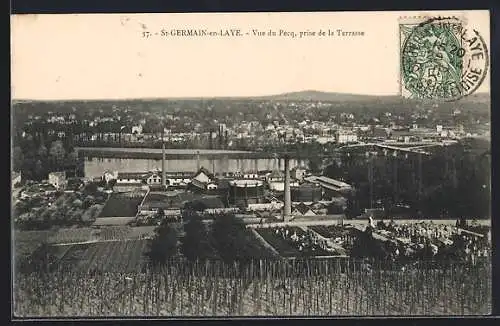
[47,228,97,243]
[13,258,491,317]
[99,192,146,217]
[13,227,157,274]
[97,226,157,240]
[49,239,150,273]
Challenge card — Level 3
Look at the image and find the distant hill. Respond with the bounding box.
[12,90,489,104]
[253,90,490,104]
[12,91,386,104]
[252,90,387,102]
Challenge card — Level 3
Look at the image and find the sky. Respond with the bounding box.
[11,11,490,100]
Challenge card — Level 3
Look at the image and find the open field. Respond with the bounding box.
[41,228,97,244]
[97,226,157,240]
[13,227,157,269]
[99,192,145,218]
[13,258,491,317]
[48,239,150,273]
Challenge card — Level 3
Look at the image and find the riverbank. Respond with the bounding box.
[76,147,282,160]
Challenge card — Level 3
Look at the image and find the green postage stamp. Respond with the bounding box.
[399,16,488,101]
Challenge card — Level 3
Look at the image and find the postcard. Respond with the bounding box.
[11,11,491,317]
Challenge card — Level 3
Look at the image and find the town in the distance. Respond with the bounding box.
[12,90,491,316]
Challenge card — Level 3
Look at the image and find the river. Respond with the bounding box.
[84,156,303,177]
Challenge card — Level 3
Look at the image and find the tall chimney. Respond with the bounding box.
[284,155,292,220]
[161,142,166,187]
[196,151,201,171]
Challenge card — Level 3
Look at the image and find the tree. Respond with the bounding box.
[324,160,342,180]
[34,159,44,180]
[72,199,83,208]
[37,144,48,158]
[344,192,360,219]
[106,179,117,190]
[148,222,179,266]
[211,213,247,262]
[83,182,98,195]
[66,150,79,165]
[49,140,66,166]
[181,212,213,261]
[82,195,95,209]
[308,157,322,174]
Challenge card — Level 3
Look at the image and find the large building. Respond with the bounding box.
[337,130,358,144]
[304,175,353,199]
[291,183,322,202]
[164,172,194,187]
[105,170,193,188]
[266,170,299,192]
[228,179,266,206]
[114,172,145,192]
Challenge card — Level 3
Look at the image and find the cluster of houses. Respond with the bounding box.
[15,171,85,200]
[101,166,311,194]
[96,165,353,222]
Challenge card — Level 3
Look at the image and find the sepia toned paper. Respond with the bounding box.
[11,11,491,318]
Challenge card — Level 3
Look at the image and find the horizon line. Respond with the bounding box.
[11,89,490,102]
[10,90,390,102]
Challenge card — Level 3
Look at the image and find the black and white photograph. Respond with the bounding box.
[11,11,491,317]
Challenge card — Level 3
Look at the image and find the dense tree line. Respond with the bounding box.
[148,212,275,266]
[12,124,85,181]
[325,139,490,219]
[147,220,180,266]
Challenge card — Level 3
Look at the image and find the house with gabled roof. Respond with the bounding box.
[145,171,162,186]
[190,167,218,191]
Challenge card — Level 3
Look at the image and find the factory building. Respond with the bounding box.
[291,183,323,202]
[228,179,266,206]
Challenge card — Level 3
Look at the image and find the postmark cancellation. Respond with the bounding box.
[399,15,488,101]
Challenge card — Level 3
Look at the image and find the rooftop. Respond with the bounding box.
[117,172,148,180]
[142,190,197,209]
[229,179,264,187]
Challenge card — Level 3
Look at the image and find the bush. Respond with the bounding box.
[211,213,248,262]
[72,199,83,208]
[148,223,179,265]
[181,213,213,261]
